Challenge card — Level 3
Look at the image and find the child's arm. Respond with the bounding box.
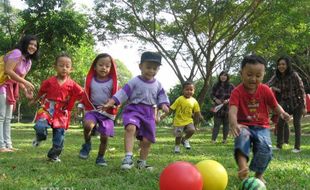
[193,111,204,129]
[229,105,248,137]
[274,104,291,122]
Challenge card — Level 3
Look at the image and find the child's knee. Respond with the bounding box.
[250,143,272,173]
[125,124,136,133]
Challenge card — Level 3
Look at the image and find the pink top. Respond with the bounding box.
[0,49,32,94]
[229,83,278,128]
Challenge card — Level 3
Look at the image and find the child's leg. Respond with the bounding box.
[124,124,136,154]
[98,134,108,156]
[183,124,195,140]
[139,137,151,160]
[250,127,272,183]
[47,128,65,161]
[234,127,251,180]
[83,120,96,143]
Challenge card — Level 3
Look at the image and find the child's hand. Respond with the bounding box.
[161,104,169,114]
[230,124,248,137]
[98,99,116,111]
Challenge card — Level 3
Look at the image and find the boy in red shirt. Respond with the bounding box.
[32,53,84,162]
[229,55,290,183]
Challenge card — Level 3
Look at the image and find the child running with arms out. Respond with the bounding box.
[229,54,290,183]
[78,53,118,166]
[31,53,84,162]
[160,81,203,153]
[103,51,170,170]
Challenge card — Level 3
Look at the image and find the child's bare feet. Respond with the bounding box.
[238,167,249,180]
[255,173,267,184]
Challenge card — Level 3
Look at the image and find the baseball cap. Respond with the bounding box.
[140,51,162,65]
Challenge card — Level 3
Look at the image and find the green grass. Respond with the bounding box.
[0,123,310,190]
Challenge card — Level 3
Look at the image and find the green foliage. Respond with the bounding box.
[1,123,310,189]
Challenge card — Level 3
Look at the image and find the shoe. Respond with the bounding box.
[32,137,42,147]
[174,146,180,153]
[292,149,301,153]
[96,156,107,166]
[121,155,134,170]
[48,156,61,162]
[137,160,153,171]
[182,139,191,149]
[79,143,91,159]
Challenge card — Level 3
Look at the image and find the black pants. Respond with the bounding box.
[277,105,303,149]
[212,115,229,141]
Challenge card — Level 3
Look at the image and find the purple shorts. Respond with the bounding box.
[122,104,156,143]
[84,111,115,137]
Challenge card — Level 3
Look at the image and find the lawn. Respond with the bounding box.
[0,121,309,190]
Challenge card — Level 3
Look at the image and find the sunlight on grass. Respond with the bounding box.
[0,123,309,189]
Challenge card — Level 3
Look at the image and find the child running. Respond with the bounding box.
[229,54,290,183]
[78,53,118,166]
[31,53,84,162]
[160,81,203,153]
[103,51,170,170]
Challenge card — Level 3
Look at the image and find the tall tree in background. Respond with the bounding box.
[92,0,266,105]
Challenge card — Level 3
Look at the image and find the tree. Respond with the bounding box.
[241,0,310,91]
[92,0,267,105]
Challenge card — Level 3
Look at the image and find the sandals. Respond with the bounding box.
[238,167,249,180]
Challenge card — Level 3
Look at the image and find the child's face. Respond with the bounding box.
[27,40,38,55]
[94,57,112,79]
[277,59,288,74]
[139,61,160,80]
[183,84,195,98]
[240,63,265,92]
[55,56,72,78]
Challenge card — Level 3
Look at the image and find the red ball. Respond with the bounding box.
[159,161,203,190]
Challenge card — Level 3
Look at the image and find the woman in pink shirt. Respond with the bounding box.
[0,35,39,152]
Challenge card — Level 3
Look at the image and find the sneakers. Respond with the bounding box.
[48,156,61,162]
[292,149,301,153]
[32,137,42,147]
[137,160,153,171]
[121,155,134,170]
[182,139,191,149]
[96,156,107,166]
[174,146,180,153]
[79,143,91,159]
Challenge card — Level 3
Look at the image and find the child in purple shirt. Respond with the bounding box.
[103,51,170,170]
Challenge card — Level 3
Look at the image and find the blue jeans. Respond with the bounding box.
[47,128,65,159]
[234,126,272,173]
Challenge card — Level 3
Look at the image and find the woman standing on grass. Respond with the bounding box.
[267,56,306,153]
[0,34,39,152]
[210,71,234,144]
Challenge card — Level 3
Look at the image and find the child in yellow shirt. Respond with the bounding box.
[161,81,203,153]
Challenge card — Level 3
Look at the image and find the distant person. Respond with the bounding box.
[31,53,84,162]
[229,54,290,183]
[210,71,234,144]
[102,51,170,170]
[0,35,39,152]
[160,81,203,153]
[78,53,118,166]
[267,56,306,153]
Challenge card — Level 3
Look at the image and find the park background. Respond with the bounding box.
[0,0,310,189]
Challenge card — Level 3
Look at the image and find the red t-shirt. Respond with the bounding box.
[37,76,83,129]
[229,83,278,128]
